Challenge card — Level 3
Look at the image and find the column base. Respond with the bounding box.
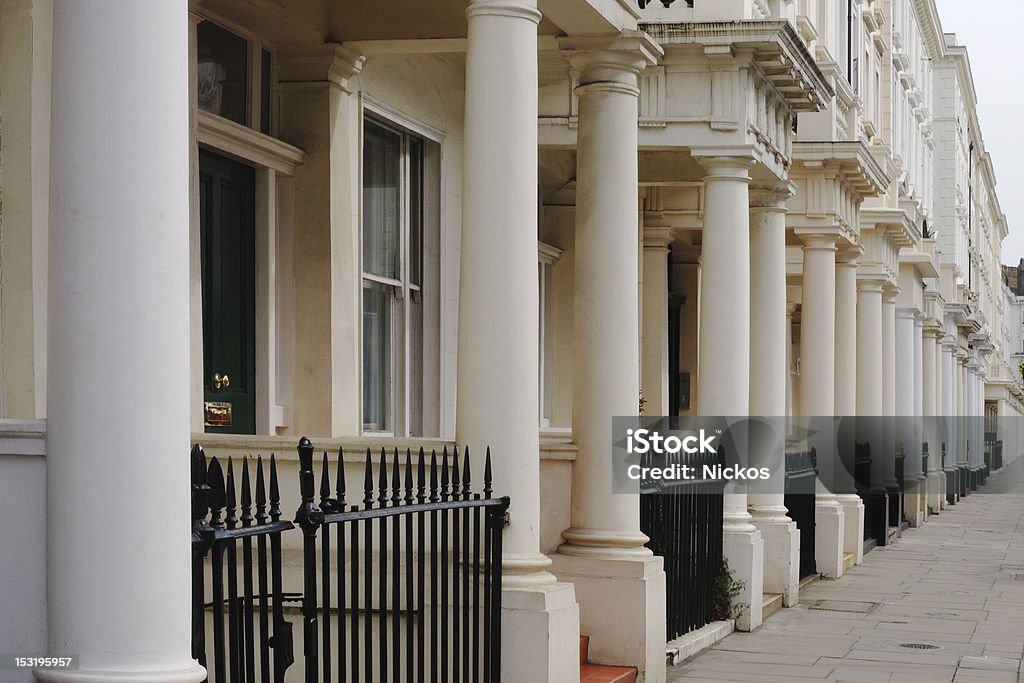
[749,513,798,606]
[501,581,581,683]
[814,497,844,579]
[723,525,764,631]
[34,662,206,683]
[550,552,666,682]
[903,479,925,528]
[836,494,864,565]
[928,471,944,514]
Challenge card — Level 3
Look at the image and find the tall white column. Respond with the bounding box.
[895,305,922,526]
[642,228,673,416]
[911,313,926,523]
[965,354,977,486]
[553,34,665,678]
[881,287,900,529]
[941,329,957,504]
[695,153,763,630]
[43,1,204,681]
[835,252,863,563]
[798,233,844,579]
[923,326,942,513]
[747,184,799,606]
[458,3,579,679]
[957,353,969,497]
[857,278,885,488]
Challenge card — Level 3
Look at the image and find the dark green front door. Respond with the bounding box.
[200,149,256,434]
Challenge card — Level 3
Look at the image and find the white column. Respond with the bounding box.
[553,34,665,678]
[857,278,885,489]
[911,313,926,523]
[642,228,673,416]
[895,305,922,526]
[44,1,204,681]
[835,255,860,416]
[835,252,863,563]
[748,184,799,606]
[965,354,977,486]
[695,153,763,630]
[798,233,844,579]
[941,330,957,505]
[881,286,900,525]
[458,2,579,679]
[924,327,942,513]
[956,353,969,497]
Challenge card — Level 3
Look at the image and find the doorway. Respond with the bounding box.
[199,149,256,434]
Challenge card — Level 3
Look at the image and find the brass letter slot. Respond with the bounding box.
[205,401,233,427]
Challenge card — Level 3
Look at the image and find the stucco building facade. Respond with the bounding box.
[1,0,1022,681]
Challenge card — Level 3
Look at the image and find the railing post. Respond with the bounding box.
[294,436,323,683]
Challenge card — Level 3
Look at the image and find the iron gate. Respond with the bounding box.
[192,439,507,683]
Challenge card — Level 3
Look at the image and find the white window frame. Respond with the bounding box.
[194,12,277,136]
[359,96,444,437]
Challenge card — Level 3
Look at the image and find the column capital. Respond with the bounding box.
[856,275,887,293]
[836,246,863,266]
[882,285,901,303]
[693,149,757,178]
[749,180,796,209]
[278,43,365,93]
[643,227,674,249]
[466,0,542,22]
[560,31,662,94]
[796,231,839,251]
[895,303,919,320]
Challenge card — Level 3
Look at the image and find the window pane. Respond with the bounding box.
[363,121,402,279]
[363,281,392,431]
[409,137,423,287]
[197,21,248,126]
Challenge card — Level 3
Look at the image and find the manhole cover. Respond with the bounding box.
[926,612,960,618]
[899,643,940,650]
[808,600,879,613]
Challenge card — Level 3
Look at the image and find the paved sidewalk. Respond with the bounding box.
[668,460,1024,682]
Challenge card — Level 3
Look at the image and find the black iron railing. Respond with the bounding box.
[640,448,725,640]
[293,438,508,683]
[192,439,507,683]
[191,446,296,683]
[784,448,817,578]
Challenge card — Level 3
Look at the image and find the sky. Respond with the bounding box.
[933,0,1024,266]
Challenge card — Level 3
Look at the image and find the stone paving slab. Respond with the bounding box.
[667,458,1024,682]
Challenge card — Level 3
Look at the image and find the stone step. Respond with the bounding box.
[580,664,638,683]
[580,635,638,683]
[798,573,820,590]
[843,552,856,571]
[762,592,784,620]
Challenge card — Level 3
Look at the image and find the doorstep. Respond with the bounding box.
[798,573,820,590]
[762,592,784,620]
[665,620,735,667]
[842,552,856,572]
